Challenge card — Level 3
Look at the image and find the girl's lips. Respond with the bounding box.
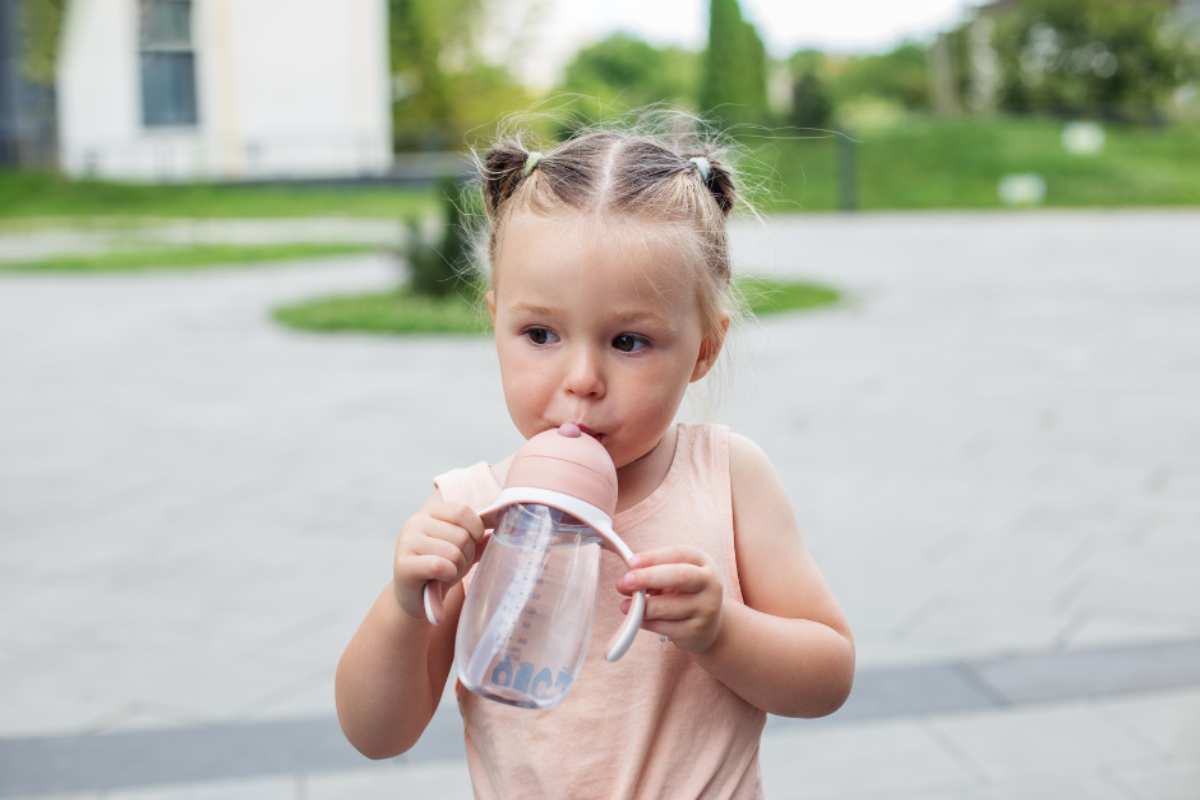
[575,424,604,439]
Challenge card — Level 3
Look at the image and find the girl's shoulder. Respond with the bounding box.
[681,423,769,474]
[720,426,800,538]
[724,428,774,475]
[724,428,814,611]
[721,430,787,518]
[675,424,784,513]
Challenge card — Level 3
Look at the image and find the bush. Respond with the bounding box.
[790,71,834,129]
[402,177,479,298]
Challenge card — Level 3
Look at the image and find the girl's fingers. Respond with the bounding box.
[424,519,477,565]
[621,594,694,622]
[416,534,469,578]
[619,563,709,594]
[638,618,690,641]
[432,502,485,543]
[628,546,708,569]
[404,553,458,584]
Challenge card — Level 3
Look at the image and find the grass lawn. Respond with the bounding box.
[272,276,841,336]
[744,115,1200,211]
[736,276,841,315]
[273,287,491,335]
[0,242,381,273]
[0,170,434,221]
[4,116,1195,223]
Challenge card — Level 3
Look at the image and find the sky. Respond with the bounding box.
[499,0,983,88]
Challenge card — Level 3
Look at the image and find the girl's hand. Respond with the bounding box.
[616,546,724,654]
[392,497,485,621]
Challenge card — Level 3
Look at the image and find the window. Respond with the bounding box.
[139,0,197,127]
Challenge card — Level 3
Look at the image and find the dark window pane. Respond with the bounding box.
[141,52,197,126]
[139,0,196,128]
[140,0,191,48]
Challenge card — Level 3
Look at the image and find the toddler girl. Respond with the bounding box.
[336,121,854,799]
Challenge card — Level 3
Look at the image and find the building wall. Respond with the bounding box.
[57,0,391,181]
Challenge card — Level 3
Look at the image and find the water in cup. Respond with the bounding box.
[455,503,602,709]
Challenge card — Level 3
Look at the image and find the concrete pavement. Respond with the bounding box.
[0,219,405,263]
[2,210,1198,797]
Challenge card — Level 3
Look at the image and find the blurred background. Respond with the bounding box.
[5,0,1200,210]
[2,1,1199,798]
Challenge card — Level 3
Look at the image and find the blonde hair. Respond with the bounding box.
[472,113,747,352]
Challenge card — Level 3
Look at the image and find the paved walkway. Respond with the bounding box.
[2,210,1198,797]
[0,219,405,263]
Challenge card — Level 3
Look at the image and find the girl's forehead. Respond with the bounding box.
[496,211,697,302]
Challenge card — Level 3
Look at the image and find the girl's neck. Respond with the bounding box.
[614,424,678,513]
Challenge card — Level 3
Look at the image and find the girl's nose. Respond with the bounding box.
[564,347,605,398]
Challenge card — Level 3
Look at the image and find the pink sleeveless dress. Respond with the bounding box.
[433,423,767,799]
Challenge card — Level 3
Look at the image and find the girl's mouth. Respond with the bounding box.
[575,424,605,441]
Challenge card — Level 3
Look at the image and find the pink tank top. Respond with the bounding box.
[433,423,766,799]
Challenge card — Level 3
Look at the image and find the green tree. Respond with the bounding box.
[19,0,65,85]
[789,71,834,129]
[555,32,699,135]
[788,48,825,77]
[563,32,697,105]
[829,43,931,111]
[785,49,834,128]
[389,0,537,150]
[390,0,458,147]
[988,0,1190,122]
[699,0,768,127]
[740,17,769,119]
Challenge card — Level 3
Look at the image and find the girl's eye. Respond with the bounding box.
[613,333,649,353]
[524,327,558,345]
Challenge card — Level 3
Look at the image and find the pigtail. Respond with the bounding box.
[686,153,736,217]
[482,142,537,218]
[703,158,736,217]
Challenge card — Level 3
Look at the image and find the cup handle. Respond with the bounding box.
[595,527,645,662]
[422,581,444,626]
[606,546,646,662]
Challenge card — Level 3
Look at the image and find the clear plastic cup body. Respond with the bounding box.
[455,503,601,709]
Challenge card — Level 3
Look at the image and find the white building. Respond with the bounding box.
[56,0,392,181]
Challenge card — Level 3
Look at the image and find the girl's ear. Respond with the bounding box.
[486,290,497,324]
[690,315,730,382]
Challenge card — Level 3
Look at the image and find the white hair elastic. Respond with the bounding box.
[688,156,711,182]
[522,151,543,177]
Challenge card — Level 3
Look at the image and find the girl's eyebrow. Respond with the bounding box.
[509,302,672,328]
[609,309,676,328]
[612,309,673,327]
[509,302,558,316]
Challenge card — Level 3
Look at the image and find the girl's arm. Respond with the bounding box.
[334,492,473,758]
[618,433,855,717]
[334,581,465,757]
[697,432,855,717]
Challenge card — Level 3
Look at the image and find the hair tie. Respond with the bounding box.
[689,156,711,182]
[522,151,543,177]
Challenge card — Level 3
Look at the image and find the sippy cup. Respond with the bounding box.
[422,423,646,709]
